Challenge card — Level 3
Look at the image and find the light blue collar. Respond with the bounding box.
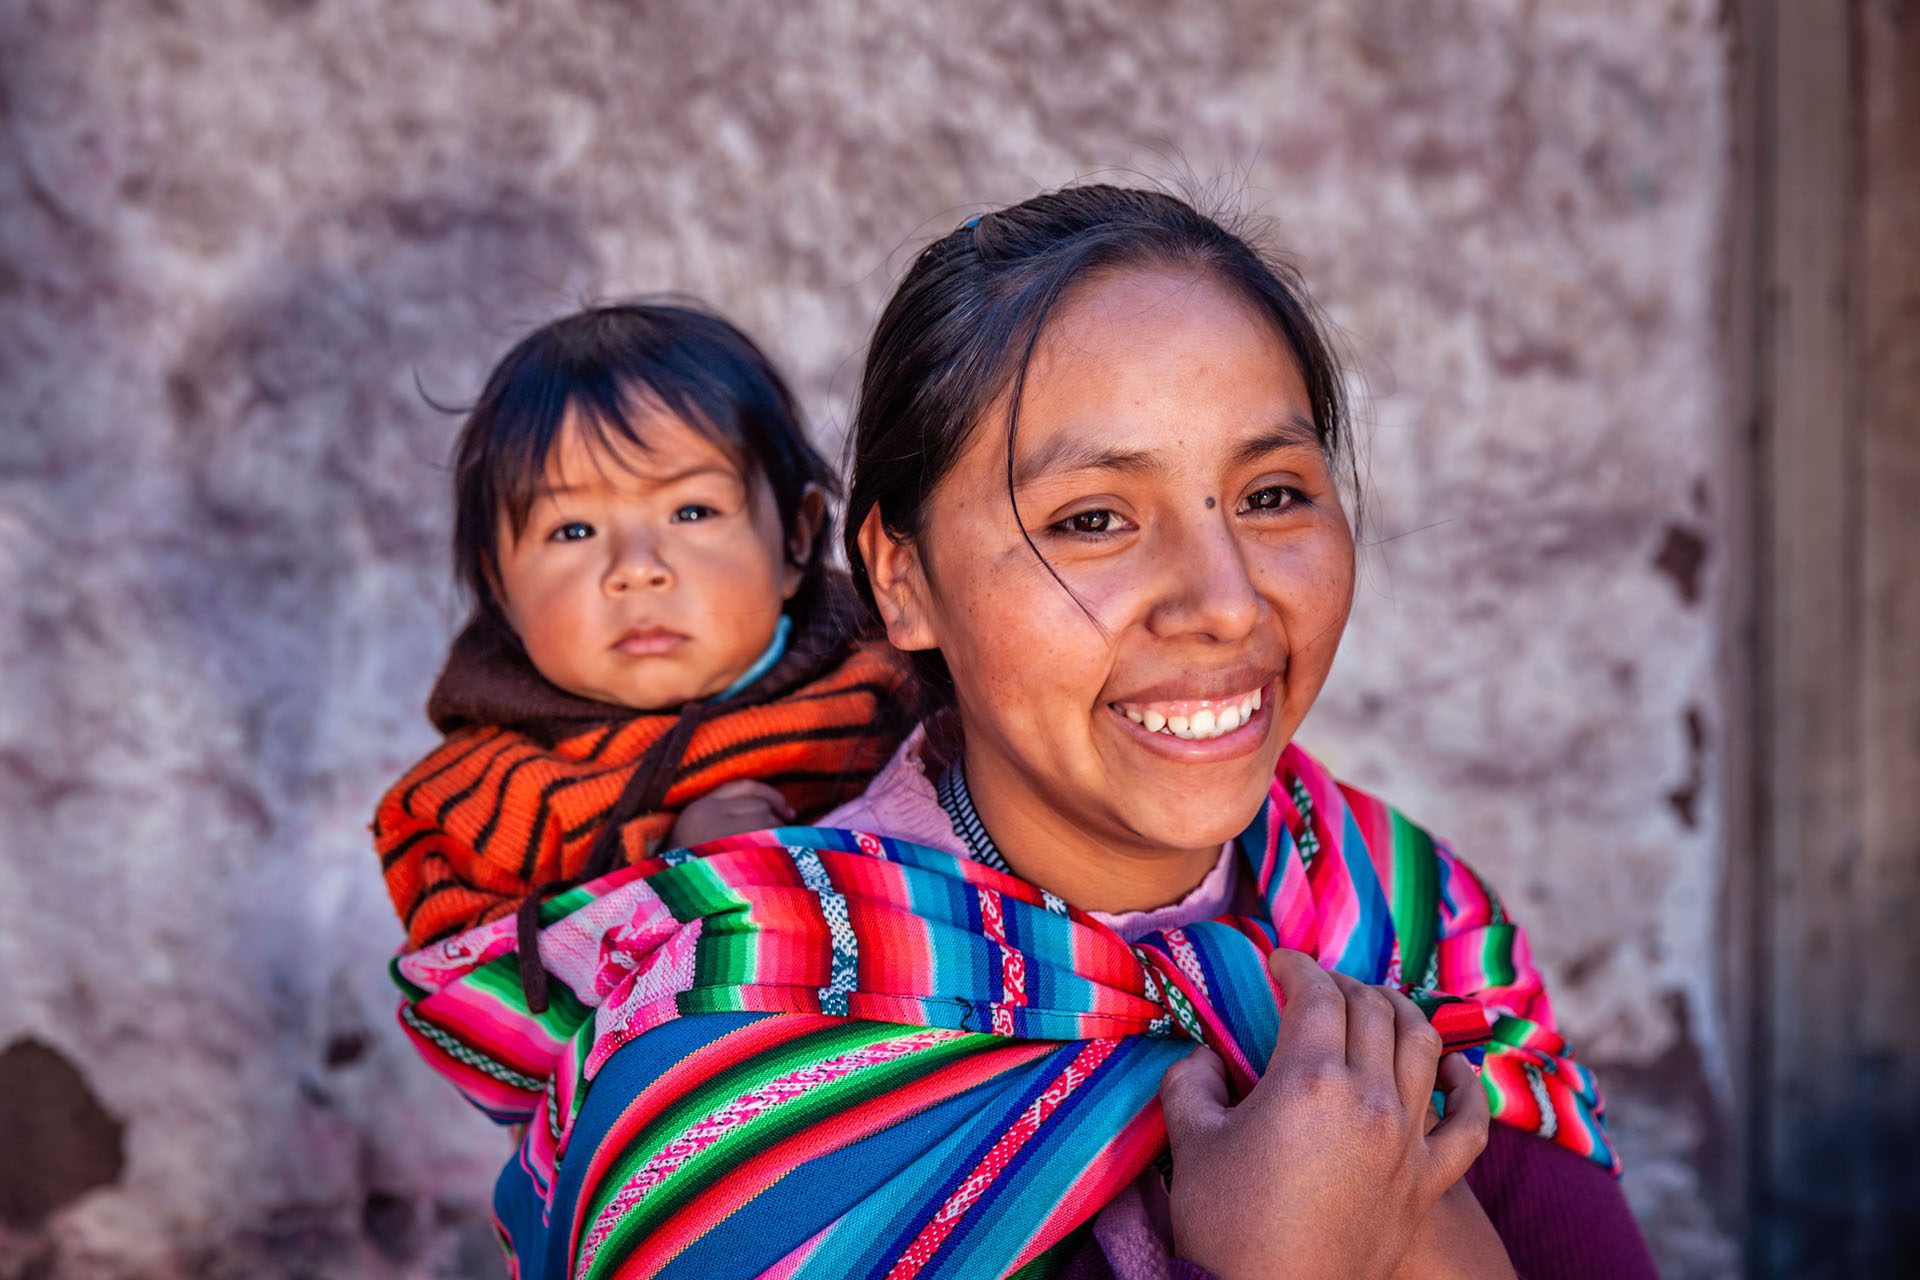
[718,613,792,700]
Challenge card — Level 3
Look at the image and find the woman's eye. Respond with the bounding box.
[1242,486,1301,513]
[548,521,595,542]
[1058,509,1120,535]
[672,504,719,523]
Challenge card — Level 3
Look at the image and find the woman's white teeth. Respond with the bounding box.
[1116,689,1265,741]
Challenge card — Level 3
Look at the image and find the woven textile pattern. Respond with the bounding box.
[392,742,1615,1279]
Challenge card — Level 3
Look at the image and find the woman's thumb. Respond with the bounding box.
[1159,1045,1229,1144]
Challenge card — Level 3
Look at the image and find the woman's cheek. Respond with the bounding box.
[1264,528,1354,613]
[1313,533,1359,628]
[967,568,1088,703]
[1009,561,1117,643]
[1274,541,1356,689]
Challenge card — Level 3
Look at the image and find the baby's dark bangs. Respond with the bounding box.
[488,357,764,541]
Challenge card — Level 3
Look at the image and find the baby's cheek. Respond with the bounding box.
[698,543,783,612]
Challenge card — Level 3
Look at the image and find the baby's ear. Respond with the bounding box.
[856,508,938,652]
[481,550,519,637]
[788,485,828,564]
[780,484,829,596]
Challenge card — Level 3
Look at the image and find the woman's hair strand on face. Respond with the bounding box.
[842,183,1355,707]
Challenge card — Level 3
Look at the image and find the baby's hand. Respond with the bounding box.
[667,781,796,850]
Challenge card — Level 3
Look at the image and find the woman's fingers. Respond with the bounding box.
[1162,976,1491,1280]
[1159,1045,1229,1144]
[1265,948,1345,1066]
[1384,985,1447,1107]
[1330,970,1398,1074]
[1424,1052,1491,1185]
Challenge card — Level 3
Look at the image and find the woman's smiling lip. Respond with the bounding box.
[1106,663,1282,710]
[1104,664,1282,760]
[1105,679,1277,761]
[611,625,689,657]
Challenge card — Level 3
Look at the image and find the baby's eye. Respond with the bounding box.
[1241,486,1301,514]
[672,504,720,523]
[548,521,595,542]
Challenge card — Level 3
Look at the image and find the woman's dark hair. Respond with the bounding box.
[450,300,835,624]
[842,184,1354,704]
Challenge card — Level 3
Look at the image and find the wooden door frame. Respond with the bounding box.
[1725,2,1920,1274]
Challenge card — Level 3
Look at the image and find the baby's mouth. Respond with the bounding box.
[612,626,689,657]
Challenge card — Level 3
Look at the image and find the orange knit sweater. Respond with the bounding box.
[373,586,913,947]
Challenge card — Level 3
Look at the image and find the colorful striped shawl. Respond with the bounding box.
[392,742,1615,1280]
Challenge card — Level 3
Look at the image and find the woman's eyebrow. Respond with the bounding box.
[1012,435,1157,487]
[1229,414,1321,467]
[1013,413,1318,486]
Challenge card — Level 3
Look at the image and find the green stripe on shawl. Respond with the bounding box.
[467,951,590,1033]
[1477,922,1522,990]
[650,860,769,987]
[1388,811,1439,989]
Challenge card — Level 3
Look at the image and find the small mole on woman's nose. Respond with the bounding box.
[1205,496,1217,509]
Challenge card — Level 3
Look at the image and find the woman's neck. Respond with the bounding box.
[954,741,1224,914]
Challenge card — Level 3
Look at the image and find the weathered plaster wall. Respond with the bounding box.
[0,2,1737,1275]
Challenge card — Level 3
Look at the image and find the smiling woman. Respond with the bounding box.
[391,191,1656,1280]
[825,188,1653,1277]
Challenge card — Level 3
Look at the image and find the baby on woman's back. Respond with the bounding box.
[372,301,912,965]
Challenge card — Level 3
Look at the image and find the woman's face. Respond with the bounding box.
[871,265,1356,865]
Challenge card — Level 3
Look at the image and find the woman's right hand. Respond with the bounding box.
[1158,948,1491,1280]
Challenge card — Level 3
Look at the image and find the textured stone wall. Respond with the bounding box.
[0,2,1738,1276]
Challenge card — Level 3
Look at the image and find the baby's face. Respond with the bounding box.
[494,408,800,711]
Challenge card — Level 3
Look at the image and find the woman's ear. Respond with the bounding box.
[856,507,938,652]
[780,484,830,598]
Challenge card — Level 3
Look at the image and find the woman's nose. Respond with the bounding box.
[604,533,674,594]
[1147,518,1260,642]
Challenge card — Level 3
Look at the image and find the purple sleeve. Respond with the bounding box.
[1465,1124,1661,1280]
[1159,1128,1658,1280]
[1144,1124,1657,1280]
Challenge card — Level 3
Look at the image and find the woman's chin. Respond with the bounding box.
[1122,788,1272,855]
[1098,709,1284,847]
